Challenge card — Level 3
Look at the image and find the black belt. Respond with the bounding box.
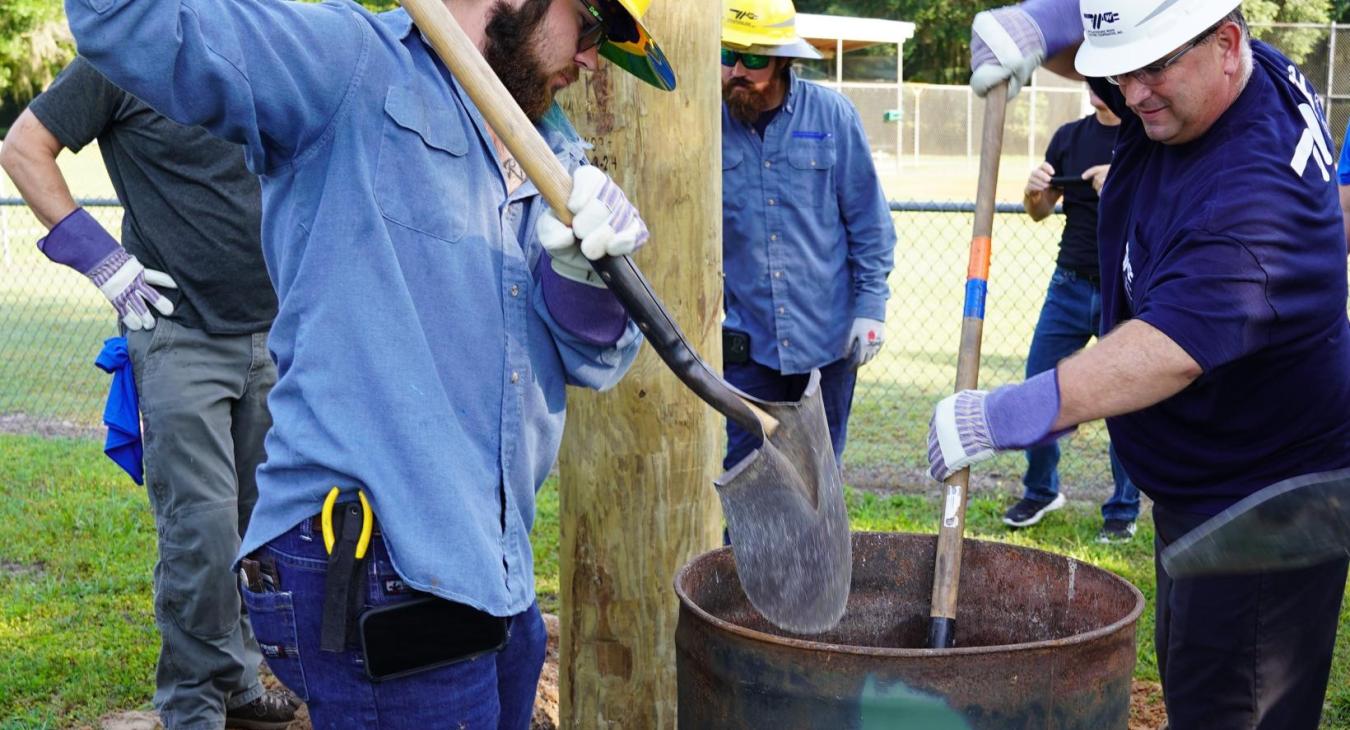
[1071,269,1101,284]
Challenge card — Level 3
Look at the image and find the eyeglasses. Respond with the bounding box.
[1105,22,1223,87]
[576,0,607,54]
[721,48,773,71]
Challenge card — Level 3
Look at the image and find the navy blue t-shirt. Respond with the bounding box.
[1089,41,1350,515]
[1043,114,1117,274]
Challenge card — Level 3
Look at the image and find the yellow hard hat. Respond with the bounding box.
[589,0,677,91]
[722,0,821,59]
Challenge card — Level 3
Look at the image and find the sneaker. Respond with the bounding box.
[1002,493,1067,528]
[225,688,298,730]
[1097,519,1138,544]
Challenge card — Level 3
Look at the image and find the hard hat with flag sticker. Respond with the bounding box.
[1075,0,1242,79]
[722,0,823,60]
[584,0,677,91]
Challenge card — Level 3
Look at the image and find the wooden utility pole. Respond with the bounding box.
[555,7,723,729]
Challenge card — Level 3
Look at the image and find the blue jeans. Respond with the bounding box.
[241,520,546,729]
[1023,268,1140,522]
[723,356,857,471]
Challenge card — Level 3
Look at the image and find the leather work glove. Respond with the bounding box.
[970,0,1082,100]
[537,165,649,288]
[927,369,1072,482]
[847,317,885,369]
[39,207,177,330]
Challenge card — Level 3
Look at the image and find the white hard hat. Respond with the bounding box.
[1075,0,1242,79]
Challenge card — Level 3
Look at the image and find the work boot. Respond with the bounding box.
[225,688,297,730]
[1096,519,1137,544]
[1002,493,1066,528]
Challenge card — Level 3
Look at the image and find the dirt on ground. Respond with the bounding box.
[1129,680,1168,730]
[98,613,1163,729]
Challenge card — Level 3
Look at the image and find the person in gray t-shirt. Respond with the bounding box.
[0,57,294,729]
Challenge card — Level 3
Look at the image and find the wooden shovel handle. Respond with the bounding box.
[927,84,1009,649]
[400,0,780,437]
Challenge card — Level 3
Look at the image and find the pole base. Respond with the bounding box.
[927,616,956,649]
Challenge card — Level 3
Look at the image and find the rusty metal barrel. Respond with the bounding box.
[675,531,1145,729]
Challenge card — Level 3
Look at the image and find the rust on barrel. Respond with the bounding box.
[675,532,1144,729]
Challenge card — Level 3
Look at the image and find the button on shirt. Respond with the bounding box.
[1090,42,1350,514]
[722,72,895,374]
[66,0,642,616]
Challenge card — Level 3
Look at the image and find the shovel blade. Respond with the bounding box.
[1161,468,1350,577]
[717,371,851,634]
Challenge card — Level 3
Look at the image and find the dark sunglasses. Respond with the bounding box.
[721,48,773,71]
[576,0,606,53]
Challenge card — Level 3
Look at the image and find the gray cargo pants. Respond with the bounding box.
[126,318,276,730]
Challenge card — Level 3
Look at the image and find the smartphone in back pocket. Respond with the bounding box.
[359,595,509,681]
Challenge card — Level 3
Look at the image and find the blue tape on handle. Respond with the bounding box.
[963,279,987,319]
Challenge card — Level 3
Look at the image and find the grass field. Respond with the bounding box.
[1,433,1347,728]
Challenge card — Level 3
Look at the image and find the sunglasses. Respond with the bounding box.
[576,0,606,54]
[1105,21,1223,87]
[721,48,773,71]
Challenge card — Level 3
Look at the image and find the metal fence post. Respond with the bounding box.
[913,86,922,161]
[967,87,974,160]
[1329,21,1338,101]
[1,177,10,269]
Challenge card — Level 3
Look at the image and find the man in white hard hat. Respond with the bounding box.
[927,1,1350,726]
[62,0,675,725]
[719,0,895,474]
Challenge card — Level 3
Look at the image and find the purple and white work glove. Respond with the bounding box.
[970,0,1084,100]
[537,165,649,288]
[847,317,885,369]
[927,369,1073,482]
[39,208,177,330]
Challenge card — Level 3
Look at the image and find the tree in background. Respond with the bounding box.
[796,0,1331,81]
[1245,0,1333,65]
[0,0,74,108]
[0,0,396,119]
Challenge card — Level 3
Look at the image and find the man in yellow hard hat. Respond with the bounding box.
[62,0,674,726]
[720,0,895,474]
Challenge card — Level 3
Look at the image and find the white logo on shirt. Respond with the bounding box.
[1122,240,1135,305]
[1287,65,1335,182]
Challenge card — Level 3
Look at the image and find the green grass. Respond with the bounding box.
[3,433,1347,727]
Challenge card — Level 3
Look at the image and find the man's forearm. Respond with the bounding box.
[1053,319,1202,429]
[0,110,77,229]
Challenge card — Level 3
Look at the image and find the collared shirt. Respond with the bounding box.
[66,0,642,616]
[722,71,895,374]
[1090,42,1350,514]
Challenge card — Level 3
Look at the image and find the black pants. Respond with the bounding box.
[1154,504,1348,729]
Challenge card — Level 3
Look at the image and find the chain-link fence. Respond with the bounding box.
[0,195,1113,493]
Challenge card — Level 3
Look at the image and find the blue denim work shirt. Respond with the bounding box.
[722,72,895,374]
[66,0,641,616]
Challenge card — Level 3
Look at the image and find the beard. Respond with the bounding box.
[723,77,768,125]
[484,0,565,122]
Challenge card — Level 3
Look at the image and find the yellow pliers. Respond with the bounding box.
[321,486,373,559]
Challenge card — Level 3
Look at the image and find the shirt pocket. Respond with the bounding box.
[787,136,837,208]
[722,145,746,213]
[375,85,471,244]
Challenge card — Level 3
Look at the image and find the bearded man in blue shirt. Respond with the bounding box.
[929,1,1350,726]
[63,0,676,725]
[719,0,896,473]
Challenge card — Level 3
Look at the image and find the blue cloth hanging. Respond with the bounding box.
[94,337,143,485]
